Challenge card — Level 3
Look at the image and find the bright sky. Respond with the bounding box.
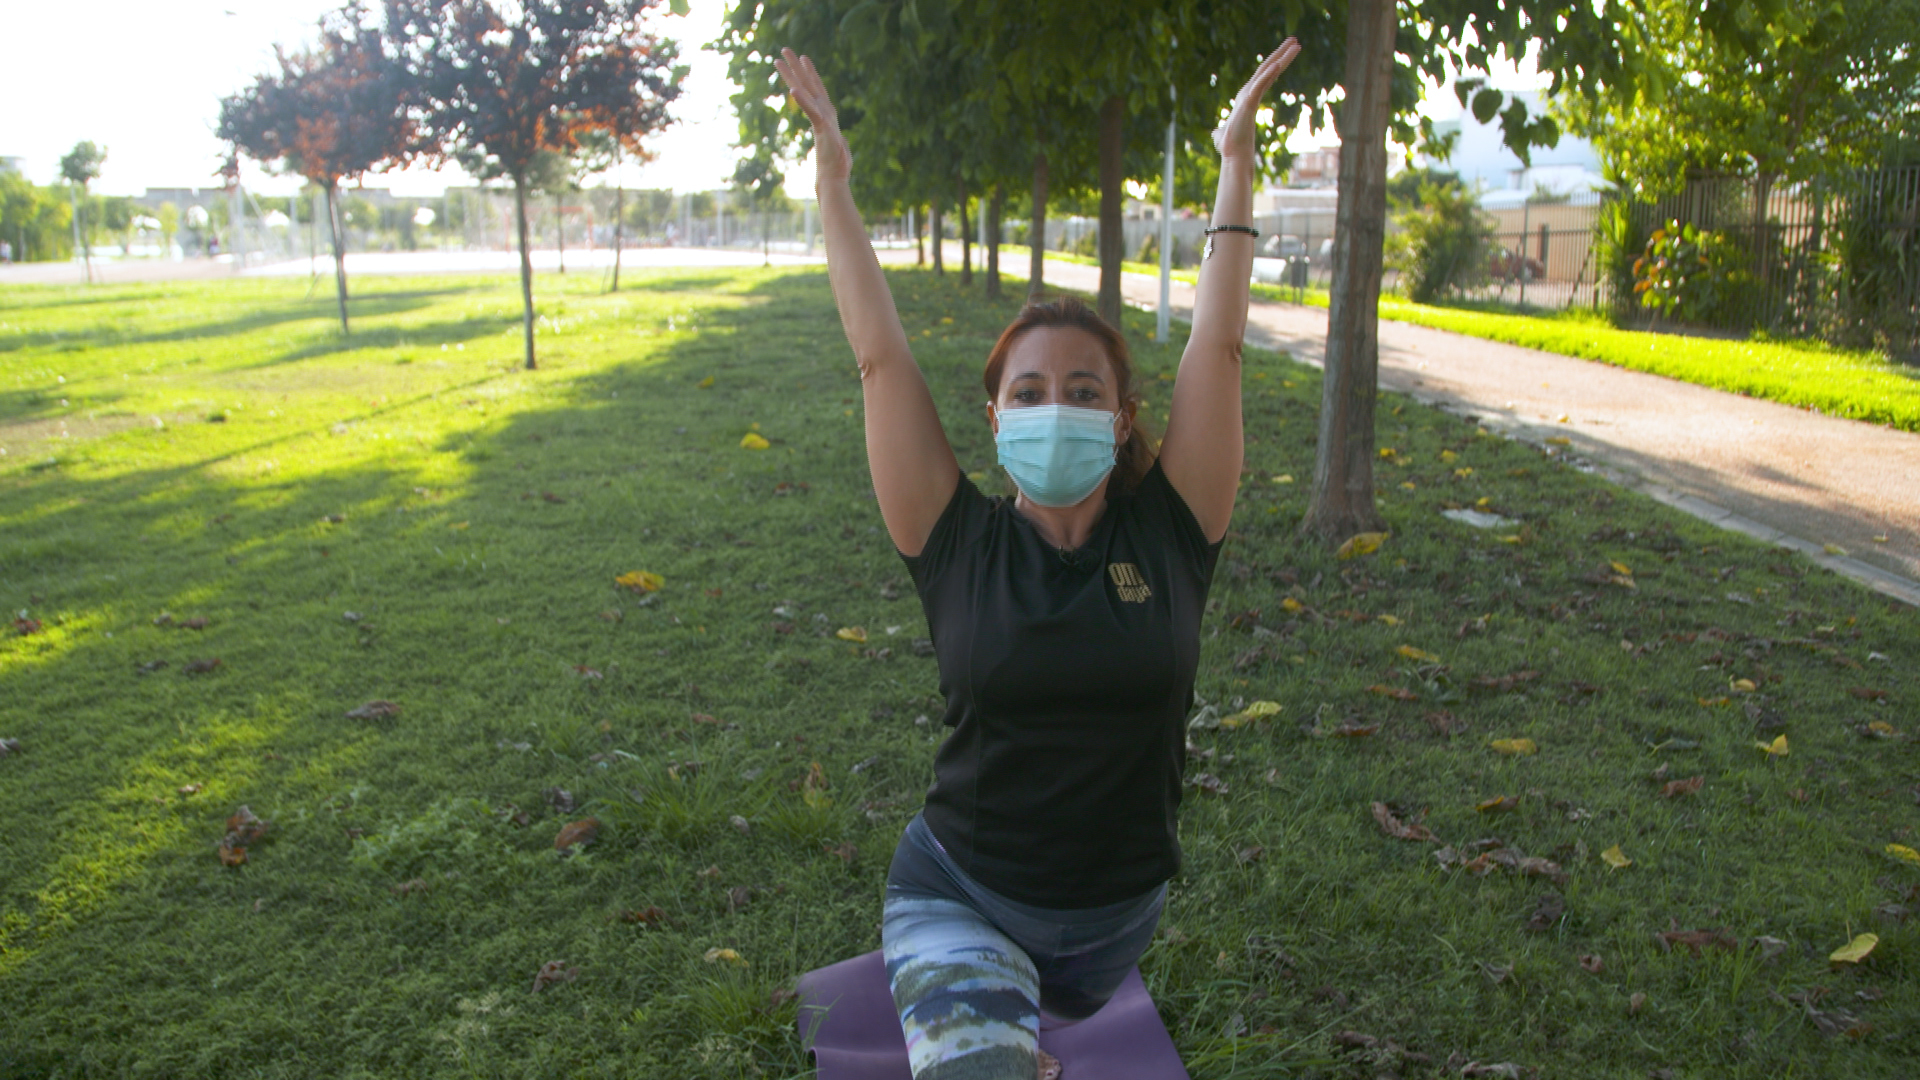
[0,1,1542,200]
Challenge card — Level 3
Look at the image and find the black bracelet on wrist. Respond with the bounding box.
[1203,224,1259,260]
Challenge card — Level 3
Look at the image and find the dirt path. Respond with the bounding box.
[1026,258,1919,604]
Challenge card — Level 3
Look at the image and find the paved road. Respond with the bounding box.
[1029,259,1920,603]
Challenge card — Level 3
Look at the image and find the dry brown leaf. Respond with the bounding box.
[824,841,857,865]
[531,960,578,992]
[1371,801,1439,843]
[1188,773,1229,795]
[620,906,668,926]
[1655,928,1737,956]
[1660,775,1705,798]
[1235,844,1266,865]
[183,658,222,675]
[1476,795,1520,813]
[344,700,400,720]
[1578,953,1604,974]
[1847,687,1889,702]
[1524,892,1566,931]
[554,817,600,851]
[1367,684,1420,701]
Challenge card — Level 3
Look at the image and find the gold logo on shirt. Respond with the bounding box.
[1108,562,1151,603]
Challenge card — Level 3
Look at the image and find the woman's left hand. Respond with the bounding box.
[1212,37,1301,162]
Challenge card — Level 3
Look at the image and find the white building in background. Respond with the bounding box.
[1421,92,1611,206]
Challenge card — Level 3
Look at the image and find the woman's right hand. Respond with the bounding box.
[773,48,852,185]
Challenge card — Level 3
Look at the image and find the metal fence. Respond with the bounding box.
[1610,167,1920,358]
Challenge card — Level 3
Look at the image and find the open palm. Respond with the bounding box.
[1213,37,1302,160]
[773,48,852,184]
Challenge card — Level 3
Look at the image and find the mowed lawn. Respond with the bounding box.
[0,268,1915,1079]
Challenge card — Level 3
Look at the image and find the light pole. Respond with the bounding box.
[1157,89,1175,344]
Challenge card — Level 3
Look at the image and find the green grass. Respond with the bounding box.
[2,268,1917,1079]
[1244,282,1920,432]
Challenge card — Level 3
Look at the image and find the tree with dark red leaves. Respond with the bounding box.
[220,3,416,333]
[385,0,683,369]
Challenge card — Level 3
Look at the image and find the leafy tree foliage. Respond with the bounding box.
[1558,0,1920,196]
[0,170,75,263]
[58,141,106,283]
[219,3,416,332]
[385,0,683,368]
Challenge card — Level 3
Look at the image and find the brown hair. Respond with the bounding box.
[981,296,1157,495]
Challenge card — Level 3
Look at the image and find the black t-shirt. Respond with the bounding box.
[900,459,1223,909]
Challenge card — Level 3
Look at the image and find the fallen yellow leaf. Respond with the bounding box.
[1823,543,1848,556]
[1279,597,1303,613]
[1336,532,1387,559]
[1601,844,1632,870]
[1869,721,1898,736]
[1397,644,1439,662]
[1490,738,1538,756]
[1476,795,1519,813]
[1731,678,1757,693]
[615,570,664,593]
[1756,734,1789,756]
[1872,534,1889,543]
[1453,467,1474,478]
[1271,474,1294,484]
[1475,496,1493,508]
[449,521,470,530]
[1545,436,1571,446]
[703,947,748,966]
[835,626,868,643]
[698,375,715,388]
[1886,844,1920,866]
[1379,447,1396,459]
[1498,535,1523,545]
[1609,560,1633,576]
[1220,701,1283,729]
[740,432,771,450]
[1376,614,1400,626]
[1830,933,1878,964]
[1440,450,1458,463]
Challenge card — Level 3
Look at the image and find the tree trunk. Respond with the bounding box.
[612,171,625,292]
[986,184,1004,299]
[1030,147,1049,299]
[932,196,945,275]
[1097,95,1125,327]
[915,205,925,266]
[325,183,350,334]
[555,192,566,274]
[959,180,972,285]
[1302,0,1394,544]
[515,177,537,370]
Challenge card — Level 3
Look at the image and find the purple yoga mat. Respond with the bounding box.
[795,950,1191,1080]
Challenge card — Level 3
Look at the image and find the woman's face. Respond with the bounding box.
[988,327,1135,442]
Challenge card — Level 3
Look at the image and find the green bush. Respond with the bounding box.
[1136,231,1159,265]
[1071,227,1098,258]
[1631,218,1755,324]
[1389,178,1494,303]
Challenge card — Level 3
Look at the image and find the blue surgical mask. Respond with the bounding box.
[994,404,1120,508]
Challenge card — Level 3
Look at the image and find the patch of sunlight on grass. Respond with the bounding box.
[0,707,284,978]
[0,607,108,677]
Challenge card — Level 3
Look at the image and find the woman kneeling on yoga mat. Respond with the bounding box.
[775,36,1302,1080]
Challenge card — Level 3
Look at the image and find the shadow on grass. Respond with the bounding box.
[0,282,483,356]
[2,266,1915,1079]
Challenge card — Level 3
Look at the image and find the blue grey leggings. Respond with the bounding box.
[881,812,1167,1079]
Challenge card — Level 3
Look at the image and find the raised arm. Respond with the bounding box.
[1157,38,1301,542]
[774,49,958,556]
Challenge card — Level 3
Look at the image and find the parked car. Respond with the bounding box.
[1488,246,1545,281]
[1260,233,1307,258]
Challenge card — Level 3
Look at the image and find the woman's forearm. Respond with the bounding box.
[817,178,913,378]
[1186,156,1257,358]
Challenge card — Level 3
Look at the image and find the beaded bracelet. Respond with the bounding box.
[1203,224,1259,260]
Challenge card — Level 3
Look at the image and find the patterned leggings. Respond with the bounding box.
[881,813,1166,1080]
